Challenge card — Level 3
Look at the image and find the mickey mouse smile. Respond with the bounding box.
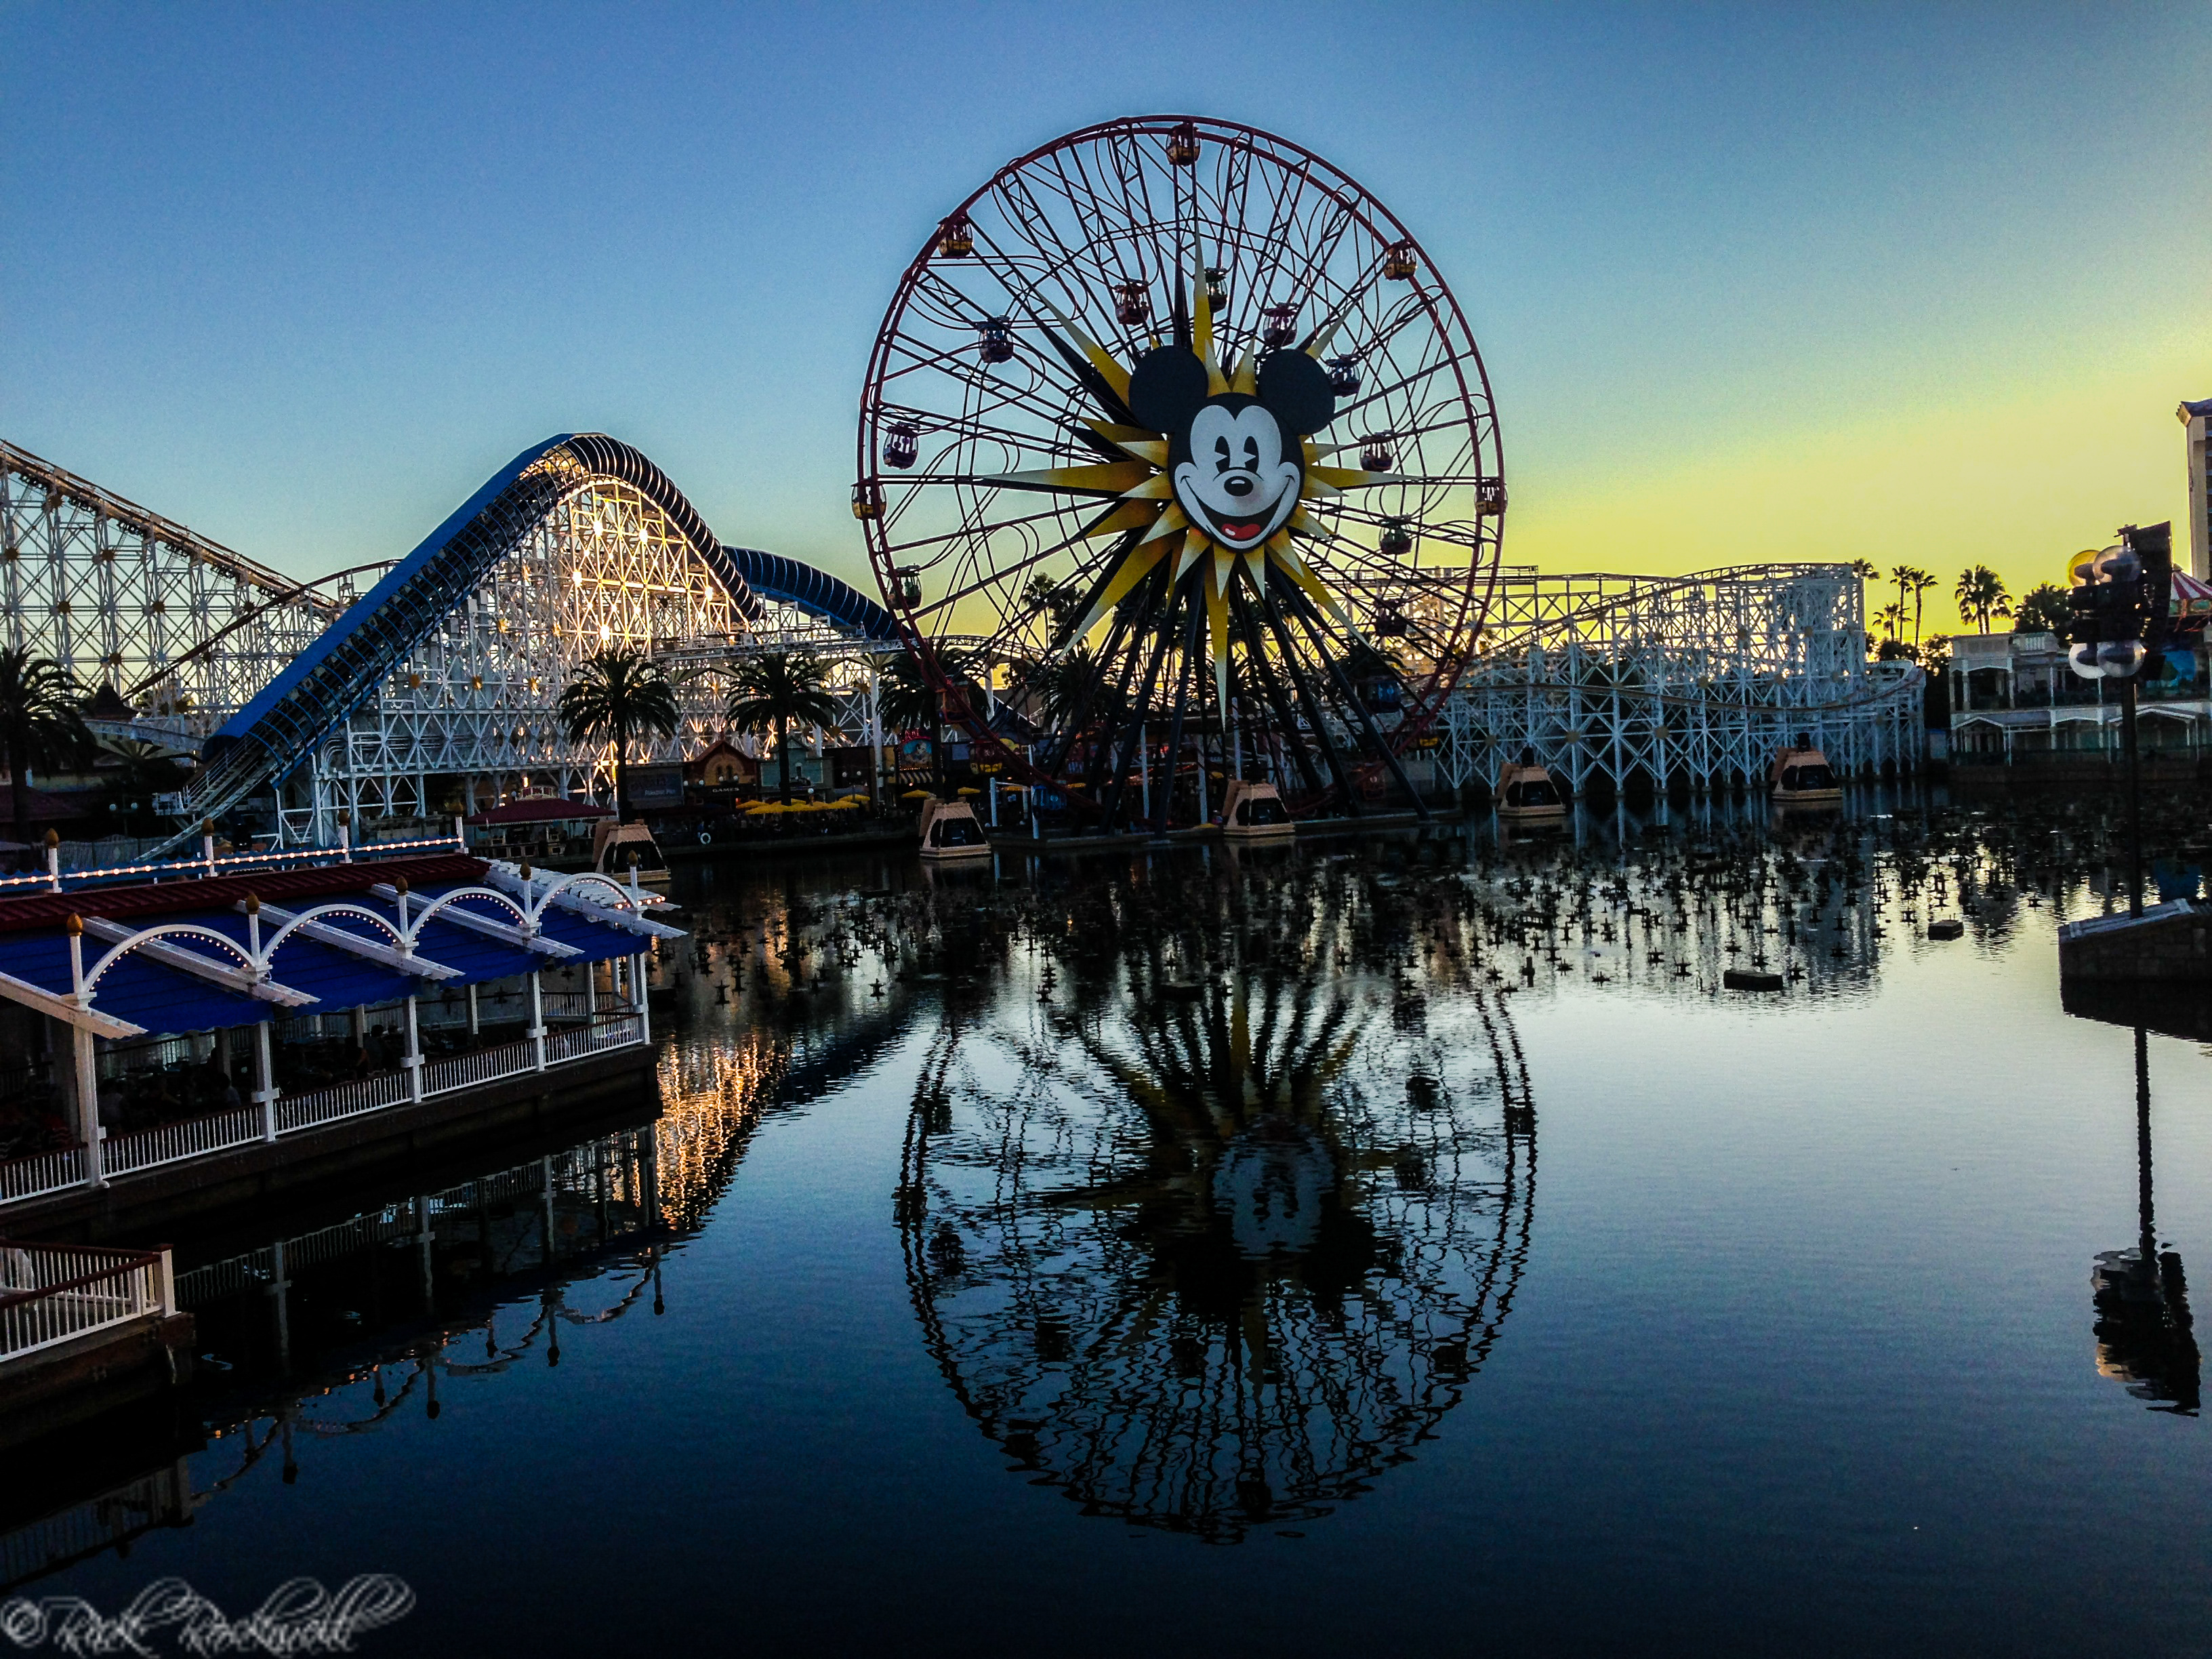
[1126,344,1337,559]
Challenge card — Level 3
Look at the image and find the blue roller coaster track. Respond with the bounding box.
[152,433,897,855]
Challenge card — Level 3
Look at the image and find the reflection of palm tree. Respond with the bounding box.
[897,890,1534,1541]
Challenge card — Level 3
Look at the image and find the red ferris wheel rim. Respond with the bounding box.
[855,114,1504,806]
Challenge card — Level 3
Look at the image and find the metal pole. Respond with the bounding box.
[254,1020,279,1141]
[73,1023,104,1188]
[2136,1023,2157,1281]
[529,970,547,1070]
[868,671,883,813]
[403,995,423,1103]
[2124,675,2143,919]
[1139,722,1149,821]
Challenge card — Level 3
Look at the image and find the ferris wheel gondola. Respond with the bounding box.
[857,115,1504,825]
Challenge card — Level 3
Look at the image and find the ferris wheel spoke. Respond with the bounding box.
[908,514,1127,623]
[882,333,1094,440]
[871,403,1092,468]
[876,499,1073,559]
[1018,155,1146,320]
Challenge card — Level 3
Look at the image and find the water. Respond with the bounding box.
[14,796,2212,1656]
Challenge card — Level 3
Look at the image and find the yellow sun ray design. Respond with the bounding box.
[985,266,1399,660]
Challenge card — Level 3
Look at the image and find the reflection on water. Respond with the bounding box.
[17,793,2212,1646]
[897,856,1534,1540]
[2085,1026,2201,1415]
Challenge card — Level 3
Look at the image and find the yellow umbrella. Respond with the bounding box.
[956,786,981,796]
[901,788,934,800]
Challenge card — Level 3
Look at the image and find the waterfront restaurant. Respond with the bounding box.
[0,844,680,1220]
[1950,626,2212,768]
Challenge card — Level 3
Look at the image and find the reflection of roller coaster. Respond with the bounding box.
[897,878,1535,1542]
[1438,565,1925,798]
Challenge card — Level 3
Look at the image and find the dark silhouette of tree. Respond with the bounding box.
[556,649,680,822]
[724,651,840,804]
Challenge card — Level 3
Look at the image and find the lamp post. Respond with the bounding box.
[2068,523,2173,919]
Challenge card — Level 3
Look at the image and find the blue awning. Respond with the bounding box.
[0,880,675,1040]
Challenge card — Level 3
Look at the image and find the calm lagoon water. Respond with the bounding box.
[16,796,2212,1656]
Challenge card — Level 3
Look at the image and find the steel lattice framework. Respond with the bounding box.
[1,434,907,851]
[303,468,750,834]
[0,440,344,734]
[1437,564,1925,796]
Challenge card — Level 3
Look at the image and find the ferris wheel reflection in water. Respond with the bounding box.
[896,904,1535,1542]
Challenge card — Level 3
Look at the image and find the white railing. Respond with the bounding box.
[0,1462,190,1589]
[0,1241,172,1366]
[422,1042,537,1096]
[0,1015,650,1210]
[0,1145,85,1206]
[104,1105,262,1178]
[546,1012,642,1064]
[0,830,466,896]
[276,1070,411,1133]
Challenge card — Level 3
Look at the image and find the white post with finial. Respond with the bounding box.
[202,820,217,878]
[65,914,104,1188]
[521,862,546,1071]
[245,894,279,1141]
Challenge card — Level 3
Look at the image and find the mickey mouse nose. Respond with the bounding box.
[1223,475,1254,497]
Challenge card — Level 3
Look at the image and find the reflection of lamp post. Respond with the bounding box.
[2092,1025,2199,1414]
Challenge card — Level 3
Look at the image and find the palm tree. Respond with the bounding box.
[1954,565,2014,634]
[1891,565,1915,629]
[94,735,188,836]
[877,647,977,790]
[2014,582,2072,642]
[723,651,840,804]
[0,647,87,838]
[1909,569,1938,643]
[556,648,680,821]
[1877,600,1907,642]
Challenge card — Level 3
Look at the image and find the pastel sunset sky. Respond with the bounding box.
[5,3,2206,623]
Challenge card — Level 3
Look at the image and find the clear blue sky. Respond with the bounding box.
[4,3,2206,603]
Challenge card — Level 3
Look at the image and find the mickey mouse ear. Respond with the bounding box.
[1128,347,1210,436]
[1256,350,1336,436]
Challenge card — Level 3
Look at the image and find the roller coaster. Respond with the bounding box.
[2,435,901,853]
[2,432,1923,852]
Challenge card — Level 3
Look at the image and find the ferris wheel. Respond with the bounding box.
[856,115,1504,821]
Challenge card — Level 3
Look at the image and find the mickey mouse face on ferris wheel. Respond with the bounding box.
[1127,346,1337,553]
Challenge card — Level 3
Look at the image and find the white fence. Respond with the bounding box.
[0,1015,649,1211]
[0,1147,85,1208]
[0,1462,191,1591]
[104,1104,262,1179]
[0,1241,173,1366]
[277,1070,411,1134]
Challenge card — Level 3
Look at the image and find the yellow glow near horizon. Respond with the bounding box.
[1505,331,2207,627]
